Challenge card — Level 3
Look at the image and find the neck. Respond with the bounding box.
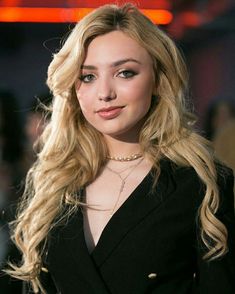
[103,135,141,158]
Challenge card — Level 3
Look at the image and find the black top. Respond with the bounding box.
[34,160,235,293]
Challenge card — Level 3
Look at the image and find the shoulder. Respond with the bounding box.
[159,158,234,208]
[160,157,234,186]
[155,158,205,212]
[159,158,203,189]
[216,161,234,188]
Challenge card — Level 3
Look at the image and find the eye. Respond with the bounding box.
[79,74,95,83]
[118,70,137,79]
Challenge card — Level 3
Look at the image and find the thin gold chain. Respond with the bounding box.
[106,157,144,216]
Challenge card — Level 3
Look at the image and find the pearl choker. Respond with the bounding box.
[107,153,143,162]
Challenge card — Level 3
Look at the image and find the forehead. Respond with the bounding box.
[83,30,152,65]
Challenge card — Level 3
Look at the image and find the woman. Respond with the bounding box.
[7,4,235,293]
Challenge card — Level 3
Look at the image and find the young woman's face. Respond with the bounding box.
[76,30,155,141]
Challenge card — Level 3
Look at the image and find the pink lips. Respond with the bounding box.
[97,106,124,119]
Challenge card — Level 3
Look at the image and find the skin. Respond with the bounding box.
[76,30,155,156]
[75,31,155,251]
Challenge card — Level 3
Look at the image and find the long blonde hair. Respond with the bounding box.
[8,3,228,293]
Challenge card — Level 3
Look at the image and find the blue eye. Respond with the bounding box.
[79,74,95,83]
[118,70,137,79]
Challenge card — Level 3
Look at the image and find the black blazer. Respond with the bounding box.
[38,160,235,294]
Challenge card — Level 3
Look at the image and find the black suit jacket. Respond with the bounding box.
[37,160,235,294]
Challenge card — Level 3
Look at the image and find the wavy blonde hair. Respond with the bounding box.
[8,3,228,293]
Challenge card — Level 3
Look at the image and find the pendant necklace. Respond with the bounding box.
[106,157,144,216]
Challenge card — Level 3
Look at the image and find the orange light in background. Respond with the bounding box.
[0,7,173,24]
[142,9,173,25]
[0,7,89,22]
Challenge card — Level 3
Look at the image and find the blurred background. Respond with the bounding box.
[0,0,235,293]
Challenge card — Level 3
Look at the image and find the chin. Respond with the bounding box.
[102,128,140,142]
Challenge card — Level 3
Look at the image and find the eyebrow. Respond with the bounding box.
[81,58,141,70]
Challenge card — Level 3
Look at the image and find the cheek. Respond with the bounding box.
[131,80,153,107]
[76,91,90,114]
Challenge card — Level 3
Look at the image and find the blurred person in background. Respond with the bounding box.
[204,99,235,199]
[213,119,235,172]
[22,94,52,175]
[0,92,51,293]
[214,119,235,202]
[0,89,23,231]
[0,89,23,293]
[204,99,235,141]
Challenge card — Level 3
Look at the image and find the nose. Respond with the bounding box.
[98,78,116,101]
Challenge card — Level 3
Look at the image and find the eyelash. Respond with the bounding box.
[118,70,137,79]
[79,70,137,83]
[79,74,95,83]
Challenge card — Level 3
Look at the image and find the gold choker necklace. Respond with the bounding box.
[107,153,143,162]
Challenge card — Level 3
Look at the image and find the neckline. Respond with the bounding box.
[82,166,154,255]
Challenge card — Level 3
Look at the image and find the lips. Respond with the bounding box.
[97,106,124,119]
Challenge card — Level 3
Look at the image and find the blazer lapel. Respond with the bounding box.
[91,160,176,267]
[47,207,111,293]
[47,159,176,288]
